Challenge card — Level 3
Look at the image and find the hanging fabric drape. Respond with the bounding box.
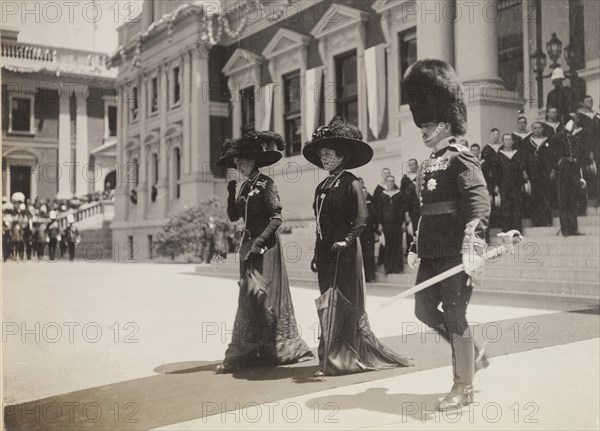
[305,67,323,139]
[364,44,386,139]
[260,83,275,130]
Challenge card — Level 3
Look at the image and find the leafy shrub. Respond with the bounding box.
[154,197,235,259]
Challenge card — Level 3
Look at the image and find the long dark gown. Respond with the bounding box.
[222,172,313,369]
[313,170,414,375]
[376,189,406,274]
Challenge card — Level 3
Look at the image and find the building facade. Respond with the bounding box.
[1,28,118,203]
[109,0,599,260]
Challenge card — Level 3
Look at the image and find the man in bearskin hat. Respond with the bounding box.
[402,59,491,410]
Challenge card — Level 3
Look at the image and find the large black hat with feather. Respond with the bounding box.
[402,59,467,135]
[216,131,285,168]
[303,117,373,169]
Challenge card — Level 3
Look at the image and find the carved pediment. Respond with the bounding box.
[126,137,140,151]
[222,48,263,76]
[144,130,160,146]
[164,123,183,140]
[262,28,310,60]
[372,0,410,14]
[311,4,369,40]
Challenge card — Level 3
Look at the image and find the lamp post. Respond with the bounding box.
[564,43,586,108]
[530,48,547,109]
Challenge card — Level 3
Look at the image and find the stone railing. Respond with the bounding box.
[1,40,116,78]
[57,200,114,228]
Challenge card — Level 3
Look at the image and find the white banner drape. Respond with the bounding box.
[365,44,386,139]
[305,67,323,138]
[260,83,275,130]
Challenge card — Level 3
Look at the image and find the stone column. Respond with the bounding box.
[75,90,89,196]
[137,75,148,217]
[182,51,191,175]
[57,91,72,199]
[115,84,127,222]
[190,44,211,176]
[454,0,502,84]
[158,63,169,217]
[416,0,454,63]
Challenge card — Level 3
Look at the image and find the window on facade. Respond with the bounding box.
[130,85,139,122]
[10,96,33,133]
[108,105,117,137]
[172,66,181,106]
[133,157,139,187]
[497,0,524,95]
[240,86,255,136]
[399,29,417,106]
[150,77,158,114]
[283,71,302,156]
[335,51,358,126]
[174,147,181,199]
[152,153,159,185]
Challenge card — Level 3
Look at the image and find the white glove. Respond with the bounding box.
[462,219,486,283]
[462,253,484,279]
[408,252,420,270]
[580,177,587,188]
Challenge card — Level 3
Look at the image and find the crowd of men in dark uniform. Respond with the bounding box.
[2,194,81,262]
[478,94,598,237]
[358,88,598,279]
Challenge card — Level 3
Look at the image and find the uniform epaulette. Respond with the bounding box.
[450,143,468,152]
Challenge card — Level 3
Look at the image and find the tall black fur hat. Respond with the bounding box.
[216,131,285,168]
[303,117,373,169]
[402,59,467,135]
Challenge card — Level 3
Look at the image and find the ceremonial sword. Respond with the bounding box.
[381,230,523,307]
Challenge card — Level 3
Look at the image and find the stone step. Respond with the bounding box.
[481,277,599,297]
[199,257,599,285]
[193,265,599,299]
[488,254,599,269]
[522,225,599,237]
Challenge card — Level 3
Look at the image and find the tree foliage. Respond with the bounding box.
[154,197,234,259]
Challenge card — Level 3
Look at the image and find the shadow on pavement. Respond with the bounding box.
[306,387,449,423]
[4,310,598,430]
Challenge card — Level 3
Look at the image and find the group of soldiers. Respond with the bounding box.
[2,193,80,262]
[479,94,599,237]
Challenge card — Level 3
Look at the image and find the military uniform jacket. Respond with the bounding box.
[511,132,531,151]
[481,144,503,192]
[550,129,587,170]
[413,141,490,259]
[521,136,554,182]
[227,172,282,250]
[577,111,600,159]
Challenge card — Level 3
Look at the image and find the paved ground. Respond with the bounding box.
[2,261,599,430]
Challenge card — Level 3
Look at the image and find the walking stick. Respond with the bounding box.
[381,230,523,308]
[322,251,341,382]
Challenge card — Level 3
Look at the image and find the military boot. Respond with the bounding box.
[438,332,475,411]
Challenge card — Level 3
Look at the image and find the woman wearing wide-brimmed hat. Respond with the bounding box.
[304,117,414,376]
[215,130,314,373]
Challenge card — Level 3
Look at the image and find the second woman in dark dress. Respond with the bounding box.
[304,117,414,376]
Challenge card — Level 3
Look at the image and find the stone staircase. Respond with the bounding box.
[196,210,600,301]
[73,201,114,261]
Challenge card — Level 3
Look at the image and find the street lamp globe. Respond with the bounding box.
[546,33,563,68]
[529,48,547,74]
